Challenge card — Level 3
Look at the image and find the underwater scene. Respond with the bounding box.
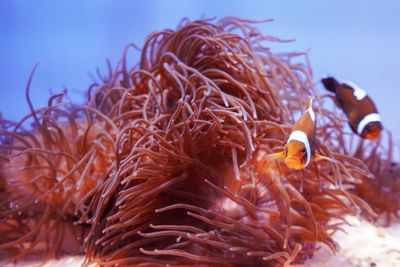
[1,1,399,267]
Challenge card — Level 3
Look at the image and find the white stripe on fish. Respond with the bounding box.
[287,130,311,167]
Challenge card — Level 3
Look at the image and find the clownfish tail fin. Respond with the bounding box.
[321,76,339,93]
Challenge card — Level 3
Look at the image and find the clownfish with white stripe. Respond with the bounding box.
[268,99,328,170]
[321,76,382,140]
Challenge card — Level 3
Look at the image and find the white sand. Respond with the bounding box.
[294,216,400,267]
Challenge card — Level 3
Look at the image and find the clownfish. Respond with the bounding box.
[321,77,382,140]
[268,99,327,170]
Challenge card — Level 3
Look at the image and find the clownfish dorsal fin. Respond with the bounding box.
[305,98,315,122]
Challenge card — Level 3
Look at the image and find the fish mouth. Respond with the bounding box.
[364,130,380,140]
[285,157,305,170]
[362,122,382,140]
[365,133,379,140]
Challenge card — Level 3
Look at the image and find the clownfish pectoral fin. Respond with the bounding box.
[266,151,286,161]
[314,154,335,162]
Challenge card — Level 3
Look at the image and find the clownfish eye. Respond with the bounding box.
[301,147,306,153]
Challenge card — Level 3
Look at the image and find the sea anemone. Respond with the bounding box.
[349,132,400,225]
[0,17,392,266]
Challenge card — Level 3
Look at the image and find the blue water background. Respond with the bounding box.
[0,0,399,153]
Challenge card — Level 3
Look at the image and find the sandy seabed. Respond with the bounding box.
[296,216,400,267]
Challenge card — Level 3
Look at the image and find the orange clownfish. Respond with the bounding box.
[268,99,327,170]
[321,77,382,140]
